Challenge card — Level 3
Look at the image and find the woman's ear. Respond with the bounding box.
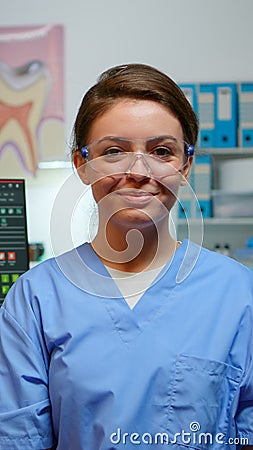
[180,156,194,186]
[73,151,90,185]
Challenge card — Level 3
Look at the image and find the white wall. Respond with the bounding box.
[1,0,253,258]
[2,0,253,140]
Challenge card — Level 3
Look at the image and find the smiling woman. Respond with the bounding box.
[73,98,192,271]
[0,64,253,450]
[72,65,197,272]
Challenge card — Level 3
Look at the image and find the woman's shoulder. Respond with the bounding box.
[1,243,91,320]
[23,242,91,278]
[4,243,91,300]
[182,239,253,282]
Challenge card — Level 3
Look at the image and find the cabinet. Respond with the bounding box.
[177,147,253,259]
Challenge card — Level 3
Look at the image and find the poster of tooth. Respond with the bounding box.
[0,25,64,176]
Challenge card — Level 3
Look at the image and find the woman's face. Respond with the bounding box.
[74,99,192,229]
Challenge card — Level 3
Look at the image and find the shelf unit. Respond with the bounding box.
[177,147,253,255]
[178,217,253,226]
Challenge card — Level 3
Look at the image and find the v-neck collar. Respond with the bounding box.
[105,265,164,309]
[99,241,189,345]
[76,240,188,298]
[55,239,199,345]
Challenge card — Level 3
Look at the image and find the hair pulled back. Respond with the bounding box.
[71,63,199,155]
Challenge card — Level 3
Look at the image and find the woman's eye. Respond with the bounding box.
[152,146,173,158]
[103,147,123,156]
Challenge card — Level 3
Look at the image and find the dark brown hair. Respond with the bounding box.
[71,63,199,155]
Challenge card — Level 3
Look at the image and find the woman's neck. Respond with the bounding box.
[91,218,178,272]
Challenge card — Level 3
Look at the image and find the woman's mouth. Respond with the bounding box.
[115,189,158,206]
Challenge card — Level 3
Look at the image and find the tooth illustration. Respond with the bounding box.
[0,60,50,175]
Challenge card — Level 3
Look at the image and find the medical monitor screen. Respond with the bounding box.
[0,179,29,307]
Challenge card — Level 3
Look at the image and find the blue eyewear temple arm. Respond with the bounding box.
[81,147,89,158]
[185,144,195,157]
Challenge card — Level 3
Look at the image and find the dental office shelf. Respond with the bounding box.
[178,217,253,226]
[177,147,253,254]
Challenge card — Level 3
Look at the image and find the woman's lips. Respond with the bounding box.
[115,189,158,206]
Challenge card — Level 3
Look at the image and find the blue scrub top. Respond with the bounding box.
[0,239,253,449]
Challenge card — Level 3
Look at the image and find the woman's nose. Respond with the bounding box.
[125,153,152,180]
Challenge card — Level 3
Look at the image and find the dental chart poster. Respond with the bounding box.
[0,25,65,176]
